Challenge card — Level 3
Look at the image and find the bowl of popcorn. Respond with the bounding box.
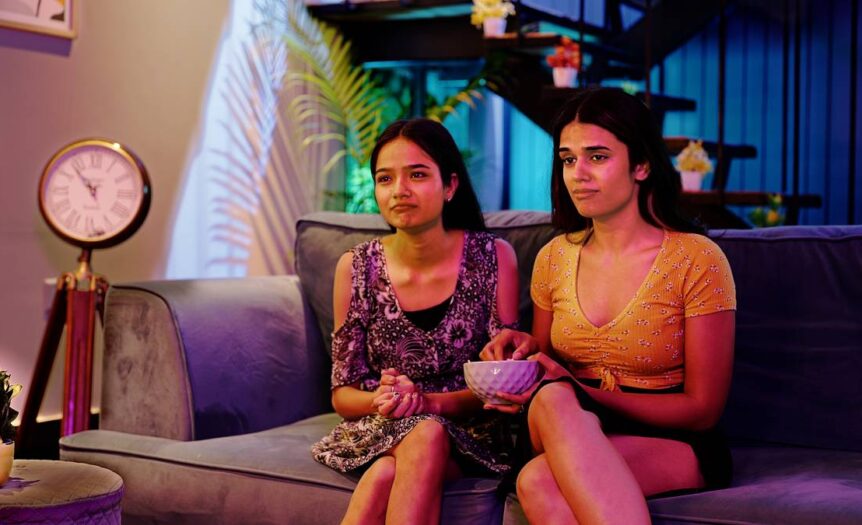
[464,360,540,404]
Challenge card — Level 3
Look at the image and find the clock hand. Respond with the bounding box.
[74,168,99,200]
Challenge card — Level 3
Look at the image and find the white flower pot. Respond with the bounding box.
[0,441,13,486]
[483,17,506,37]
[680,170,705,191]
[552,67,578,88]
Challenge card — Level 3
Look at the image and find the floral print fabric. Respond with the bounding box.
[312,230,513,473]
[531,231,736,391]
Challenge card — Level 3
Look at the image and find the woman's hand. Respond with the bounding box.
[373,369,426,418]
[480,329,540,361]
[532,352,572,381]
[374,391,426,418]
[483,353,572,414]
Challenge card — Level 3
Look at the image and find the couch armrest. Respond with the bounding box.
[100,276,331,441]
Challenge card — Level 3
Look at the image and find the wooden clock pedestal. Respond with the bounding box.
[17,250,108,455]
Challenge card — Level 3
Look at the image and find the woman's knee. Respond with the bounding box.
[402,420,450,458]
[364,456,396,490]
[516,455,555,502]
[529,382,598,426]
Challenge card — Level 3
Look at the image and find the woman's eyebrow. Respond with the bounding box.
[558,145,610,154]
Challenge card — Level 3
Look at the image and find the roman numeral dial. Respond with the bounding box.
[38,139,151,249]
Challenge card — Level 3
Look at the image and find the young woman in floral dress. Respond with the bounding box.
[312,118,520,525]
[483,88,736,525]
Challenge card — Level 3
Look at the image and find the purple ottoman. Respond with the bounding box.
[0,460,123,524]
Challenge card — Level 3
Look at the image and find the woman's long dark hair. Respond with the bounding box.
[370,118,486,231]
[550,88,703,234]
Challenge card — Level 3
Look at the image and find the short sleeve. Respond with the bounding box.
[330,318,371,388]
[530,241,554,311]
[330,245,373,389]
[682,237,737,317]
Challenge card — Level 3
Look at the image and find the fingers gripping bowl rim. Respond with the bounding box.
[463,360,541,405]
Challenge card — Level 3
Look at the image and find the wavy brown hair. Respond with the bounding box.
[550,88,703,234]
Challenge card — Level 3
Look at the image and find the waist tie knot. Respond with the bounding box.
[599,367,619,391]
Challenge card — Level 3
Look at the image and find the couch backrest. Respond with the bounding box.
[711,225,862,451]
[296,212,862,451]
[295,211,560,354]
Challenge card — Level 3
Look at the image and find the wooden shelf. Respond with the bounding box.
[679,191,822,228]
[682,191,821,208]
[483,32,634,64]
[665,137,757,159]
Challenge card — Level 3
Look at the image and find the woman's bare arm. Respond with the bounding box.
[581,311,735,431]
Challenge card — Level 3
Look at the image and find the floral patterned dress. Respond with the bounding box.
[311,230,513,474]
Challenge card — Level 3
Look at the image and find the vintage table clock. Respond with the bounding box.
[18,139,151,449]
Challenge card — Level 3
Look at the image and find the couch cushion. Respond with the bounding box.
[502,445,862,525]
[712,226,862,451]
[647,445,862,525]
[295,211,558,355]
[60,416,505,525]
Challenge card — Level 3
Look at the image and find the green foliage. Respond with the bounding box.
[425,76,486,124]
[0,371,21,443]
[748,193,785,227]
[257,0,494,214]
[345,162,378,214]
[274,0,388,173]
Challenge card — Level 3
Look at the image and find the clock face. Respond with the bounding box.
[39,139,151,248]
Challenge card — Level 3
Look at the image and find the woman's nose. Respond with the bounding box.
[393,176,411,197]
[572,162,590,181]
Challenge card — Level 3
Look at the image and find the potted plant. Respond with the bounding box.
[546,36,581,87]
[674,139,713,191]
[749,193,786,227]
[471,0,515,37]
[1,371,21,485]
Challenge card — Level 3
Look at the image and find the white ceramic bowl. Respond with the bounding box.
[463,360,540,405]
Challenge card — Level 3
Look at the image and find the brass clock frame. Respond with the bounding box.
[37,138,152,249]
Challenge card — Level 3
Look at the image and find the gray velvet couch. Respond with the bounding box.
[59,211,862,525]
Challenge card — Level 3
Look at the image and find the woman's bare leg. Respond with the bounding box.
[526,382,650,525]
[341,456,396,525]
[386,420,450,525]
[517,454,578,525]
[608,434,704,496]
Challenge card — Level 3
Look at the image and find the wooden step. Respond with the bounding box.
[664,137,757,160]
[539,87,696,130]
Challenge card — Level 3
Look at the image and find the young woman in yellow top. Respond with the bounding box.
[482,88,736,525]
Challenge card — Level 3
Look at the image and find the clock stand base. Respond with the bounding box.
[16,249,108,456]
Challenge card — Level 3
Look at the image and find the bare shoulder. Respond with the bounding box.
[334,251,355,281]
[494,237,517,264]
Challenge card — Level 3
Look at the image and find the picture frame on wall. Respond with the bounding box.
[0,0,76,39]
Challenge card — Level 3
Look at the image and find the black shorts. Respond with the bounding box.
[516,376,732,491]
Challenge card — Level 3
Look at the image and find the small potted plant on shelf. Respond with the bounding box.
[1,370,21,485]
[674,139,713,191]
[546,36,581,87]
[748,193,786,227]
[471,0,515,37]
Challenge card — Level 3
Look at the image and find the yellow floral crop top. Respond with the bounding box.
[530,231,736,391]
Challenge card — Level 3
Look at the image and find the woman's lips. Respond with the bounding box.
[572,189,598,200]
